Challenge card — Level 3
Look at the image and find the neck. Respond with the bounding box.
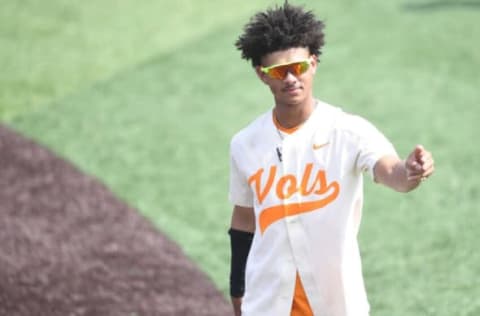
[274,97,316,129]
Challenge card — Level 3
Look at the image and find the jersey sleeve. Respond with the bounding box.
[228,145,254,208]
[350,116,398,179]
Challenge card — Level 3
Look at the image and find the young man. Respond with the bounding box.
[228,3,434,316]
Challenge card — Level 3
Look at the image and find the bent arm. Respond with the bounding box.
[374,145,435,192]
[231,205,255,233]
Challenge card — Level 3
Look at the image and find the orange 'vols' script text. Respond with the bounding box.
[248,163,340,234]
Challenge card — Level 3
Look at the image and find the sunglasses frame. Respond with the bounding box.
[260,59,311,80]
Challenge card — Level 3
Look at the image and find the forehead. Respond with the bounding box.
[261,47,310,67]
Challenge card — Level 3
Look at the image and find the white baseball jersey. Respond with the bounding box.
[229,100,398,316]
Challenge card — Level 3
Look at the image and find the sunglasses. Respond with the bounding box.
[260,59,311,80]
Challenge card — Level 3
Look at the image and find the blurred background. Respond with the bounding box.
[1,1,479,315]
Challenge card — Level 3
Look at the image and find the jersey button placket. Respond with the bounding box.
[281,140,301,260]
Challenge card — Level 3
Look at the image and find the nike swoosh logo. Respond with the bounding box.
[313,142,330,150]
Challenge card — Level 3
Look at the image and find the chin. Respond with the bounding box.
[284,94,305,106]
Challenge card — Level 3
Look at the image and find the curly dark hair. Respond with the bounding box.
[235,2,325,67]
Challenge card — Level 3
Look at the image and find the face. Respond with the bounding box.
[256,47,317,107]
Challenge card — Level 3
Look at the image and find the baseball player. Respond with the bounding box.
[228,2,435,316]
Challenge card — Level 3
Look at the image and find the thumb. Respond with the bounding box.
[414,144,424,160]
[406,145,423,171]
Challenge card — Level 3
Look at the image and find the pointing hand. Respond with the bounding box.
[405,145,435,182]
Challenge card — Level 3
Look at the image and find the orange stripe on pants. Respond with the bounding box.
[291,273,313,316]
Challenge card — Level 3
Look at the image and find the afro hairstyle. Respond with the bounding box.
[235,2,325,67]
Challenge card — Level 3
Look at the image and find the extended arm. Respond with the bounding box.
[374,145,435,192]
[229,205,255,316]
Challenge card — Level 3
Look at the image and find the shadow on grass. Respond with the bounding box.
[403,1,480,11]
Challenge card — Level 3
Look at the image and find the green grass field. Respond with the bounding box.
[2,1,479,315]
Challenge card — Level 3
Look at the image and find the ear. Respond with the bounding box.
[255,66,269,84]
[310,55,318,75]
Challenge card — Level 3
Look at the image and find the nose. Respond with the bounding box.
[283,71,297,83]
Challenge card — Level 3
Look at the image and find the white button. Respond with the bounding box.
[286,216,298,224]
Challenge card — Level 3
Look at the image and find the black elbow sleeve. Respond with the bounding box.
[229,228,254,298]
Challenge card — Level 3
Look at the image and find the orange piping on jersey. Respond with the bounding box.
[273,112,302,134]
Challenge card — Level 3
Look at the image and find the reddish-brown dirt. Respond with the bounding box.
[0,124,231,316]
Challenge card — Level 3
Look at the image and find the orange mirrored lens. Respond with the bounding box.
[263,61,309,80]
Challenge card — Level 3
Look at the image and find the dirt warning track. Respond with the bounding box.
[0,124,230,316]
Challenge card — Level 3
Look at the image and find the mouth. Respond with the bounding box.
[283,86,302,94]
